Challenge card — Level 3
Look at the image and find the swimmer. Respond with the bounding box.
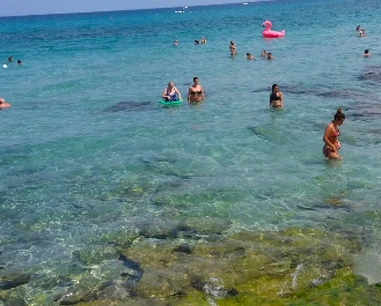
[7,56,13,62]
[162,82,182,102]
[323,108,345,160]
[262,50,267,57]
[358,29,365,37]
[0,97,11,109]
[356,25,361,31]
[174,40,179,46]
[229,40,237,56]
[246,52,254,60]
[194,40,200,45]
[187,77,205,103]
[269,84,283,108]
[364,49,370,57]
[201,37,207,44]
[267,52,274,60]
[17,59,22,65]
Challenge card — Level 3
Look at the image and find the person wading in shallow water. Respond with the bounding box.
[323,108,345,160]
[269,84,283,108]
[188,77,205,103]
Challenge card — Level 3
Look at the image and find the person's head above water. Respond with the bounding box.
[272,84,279,92]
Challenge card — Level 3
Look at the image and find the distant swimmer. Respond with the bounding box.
[323,108,345,160]
[229,40,237,56]
[356,25,361,31]
[174,40,179,46]
[269,84,283,108]
[0,97,11,109]
[358,29,365,37]
[194,40,200,45]
[201,37,207,44]
[17,59,22,65]
[188,77,205,103]
[262,49,267,57]
[162,82,182,101]
[267,52,274,60]
[7,56,13,62]
[246,52,254,60]
[364,49,370,57]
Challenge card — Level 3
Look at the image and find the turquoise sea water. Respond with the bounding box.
[1,0,381,303]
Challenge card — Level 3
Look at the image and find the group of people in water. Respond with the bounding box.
[7,56,22,65]
[162,77,205,103]
[166,33,352,160]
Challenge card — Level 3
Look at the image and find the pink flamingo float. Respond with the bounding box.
[262,20,285,38]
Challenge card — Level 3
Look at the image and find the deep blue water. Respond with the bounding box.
[1,0,381,302]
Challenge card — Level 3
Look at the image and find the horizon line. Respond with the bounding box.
[0,0,273,18]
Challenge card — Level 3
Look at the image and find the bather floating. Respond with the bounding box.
[262,20,285,38]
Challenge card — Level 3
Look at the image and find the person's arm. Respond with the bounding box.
[187,88,191,103]
[279,92,284,107]
[269,94,272,107]
[162,88,168,99]
[175,87,182,101]
[201,87,205,100]
[323,126,336,152]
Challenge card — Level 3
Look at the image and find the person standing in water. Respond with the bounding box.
[269,84,283,108]
[323,108,345,159]
[188,77,205,103]
[229,41,237,56]
[162,82,182,101]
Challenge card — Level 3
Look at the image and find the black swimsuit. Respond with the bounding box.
[191,91,202,95]
[270,93,281,100]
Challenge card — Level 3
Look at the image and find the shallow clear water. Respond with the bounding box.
[1,0,381,295]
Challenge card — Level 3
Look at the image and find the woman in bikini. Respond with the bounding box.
[269,84,283,108]
[229,41,237,56]
[323,108,345,159]
[187,77,205,103]
[162,82,182,101]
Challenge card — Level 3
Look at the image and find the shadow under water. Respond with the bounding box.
[103,101,155,112]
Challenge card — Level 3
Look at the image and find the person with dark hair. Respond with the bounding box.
[17,59,22,65]
[229,40,237,56]
[7,56,13,62]
[269,84,283,108]
[323,108,345,159]
[187,77,205,103]
[246,52,254,60]
[356,25,361,31]
[364,49,370,57]
[194,40,200,45]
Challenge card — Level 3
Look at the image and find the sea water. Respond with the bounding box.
[1,0,381,301]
